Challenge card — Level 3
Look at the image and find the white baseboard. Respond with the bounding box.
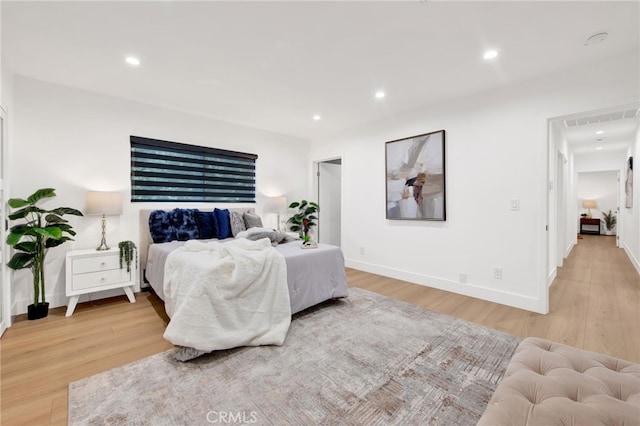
[547,269,557,288]
[345,259,546,314]
[565,241,575,258]
[623,244,640,276]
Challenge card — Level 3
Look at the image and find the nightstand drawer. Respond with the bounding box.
[72,255,120,274]
[72,269,130,291]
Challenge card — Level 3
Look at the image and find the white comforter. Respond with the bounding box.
[163,238,291,352]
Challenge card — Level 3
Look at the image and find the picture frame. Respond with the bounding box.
[385,130,446,220]
[625,156,633,208]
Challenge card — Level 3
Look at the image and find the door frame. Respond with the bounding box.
[313,155,343,248]
[0,105,10,336]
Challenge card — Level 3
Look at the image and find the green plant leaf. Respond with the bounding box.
[34,226,62,240]
[46,236,73,248]
[7,252,35,270]
[45,214,68,224]
[308,215,317,220]
[13,241,37,253]
[289,202,300,208]
[26,188,56,205]
[49,207,84,217]
[6,232,24,246]
[7,198,30,209]
[309,202,319,209]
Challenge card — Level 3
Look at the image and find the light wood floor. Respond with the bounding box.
[1,234,638,425]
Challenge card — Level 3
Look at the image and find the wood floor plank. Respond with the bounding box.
[1,234,638,425]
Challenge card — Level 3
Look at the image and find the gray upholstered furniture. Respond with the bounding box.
[478,337,640,425]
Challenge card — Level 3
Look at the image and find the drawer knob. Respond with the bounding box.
[100,262,106,266]
[100,277,106,282]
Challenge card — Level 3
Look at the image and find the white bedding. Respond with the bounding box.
[163,238,291,352]
[146,238,349,314]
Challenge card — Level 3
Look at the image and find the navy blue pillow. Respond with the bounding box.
[213,208,232,239]
[171,208,199,241]
[194,210,217,239]
[149,210,175,243]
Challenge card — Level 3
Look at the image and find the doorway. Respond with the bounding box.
[0,106,8,336]
[316,158,342,247]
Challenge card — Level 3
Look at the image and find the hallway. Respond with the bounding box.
[553,234,640,361]
[348,234,640,363]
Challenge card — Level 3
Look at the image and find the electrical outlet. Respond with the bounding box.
[459,273,467,284]
[360,246,365,255]
[493,267,503,279]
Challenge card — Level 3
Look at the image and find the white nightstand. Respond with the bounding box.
[65,248,136,317]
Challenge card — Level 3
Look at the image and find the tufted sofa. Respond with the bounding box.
[478,337,640,425]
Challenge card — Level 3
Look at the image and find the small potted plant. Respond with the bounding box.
[287,200,319,242]
[118,240,137,273]
[601,210,617,236]
[6,188,83,320]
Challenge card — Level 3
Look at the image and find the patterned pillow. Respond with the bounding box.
[171,208,199,241]
[243,212,263,229]
[149,210,176,243]
[229,211,246,237]
[213,208,232,239]
[194,210,217,239]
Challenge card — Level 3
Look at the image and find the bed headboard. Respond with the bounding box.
[138,208,255,284]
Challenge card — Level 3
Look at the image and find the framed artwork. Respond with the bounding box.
[385,130,446,220]
[626,156,633,208]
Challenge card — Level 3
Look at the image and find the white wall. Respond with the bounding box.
[309,52,639,313]
[575,150,627,173]
[577,171,619,230]
[621,130,640,273]
[9,76,310,315]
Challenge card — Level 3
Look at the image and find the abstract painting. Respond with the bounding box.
[385,130,446,220]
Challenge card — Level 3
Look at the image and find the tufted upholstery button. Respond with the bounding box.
[478,337,640,426]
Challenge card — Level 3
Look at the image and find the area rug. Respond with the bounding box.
[68,288,521,425]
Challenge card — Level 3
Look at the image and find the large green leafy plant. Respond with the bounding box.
[287,200,319,240]
[6,188,83,308]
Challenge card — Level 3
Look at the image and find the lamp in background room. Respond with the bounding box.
[582,199,597,219]
[86,191,123,250]
[264,196,288,231]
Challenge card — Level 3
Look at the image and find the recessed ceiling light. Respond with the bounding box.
[596,130,604,135]
[483,50,498,60]
[375,91,385,99]
[313,115,321,121]
[125,56,140,66]
[596,147,604,150]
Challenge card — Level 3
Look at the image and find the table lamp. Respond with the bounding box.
[86,191,123,250]
[582,199,597,219]
[264,196,288,231]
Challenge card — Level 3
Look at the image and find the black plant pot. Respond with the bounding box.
[27,303,49,320]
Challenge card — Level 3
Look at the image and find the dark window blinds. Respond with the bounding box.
[130,136,257,203]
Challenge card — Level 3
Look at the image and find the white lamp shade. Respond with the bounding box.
[86,191,123,216]
[264,196,288,213]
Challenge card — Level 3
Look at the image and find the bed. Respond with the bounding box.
[139,209,349,357]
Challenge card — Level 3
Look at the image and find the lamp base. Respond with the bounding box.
[96,215,110,250]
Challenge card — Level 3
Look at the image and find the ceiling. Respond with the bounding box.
[2,1,639,142]
[562,107,639,154]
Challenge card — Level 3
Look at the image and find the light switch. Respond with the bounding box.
[510,199,520,211]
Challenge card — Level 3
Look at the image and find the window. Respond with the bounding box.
[130,136,257,203]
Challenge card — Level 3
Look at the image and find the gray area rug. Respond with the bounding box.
[69,288,521,425]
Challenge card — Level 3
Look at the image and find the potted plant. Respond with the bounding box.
[601,210,617,236]
[6,188,83,320]
[287,200,319,242]
[118,240,137,273]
